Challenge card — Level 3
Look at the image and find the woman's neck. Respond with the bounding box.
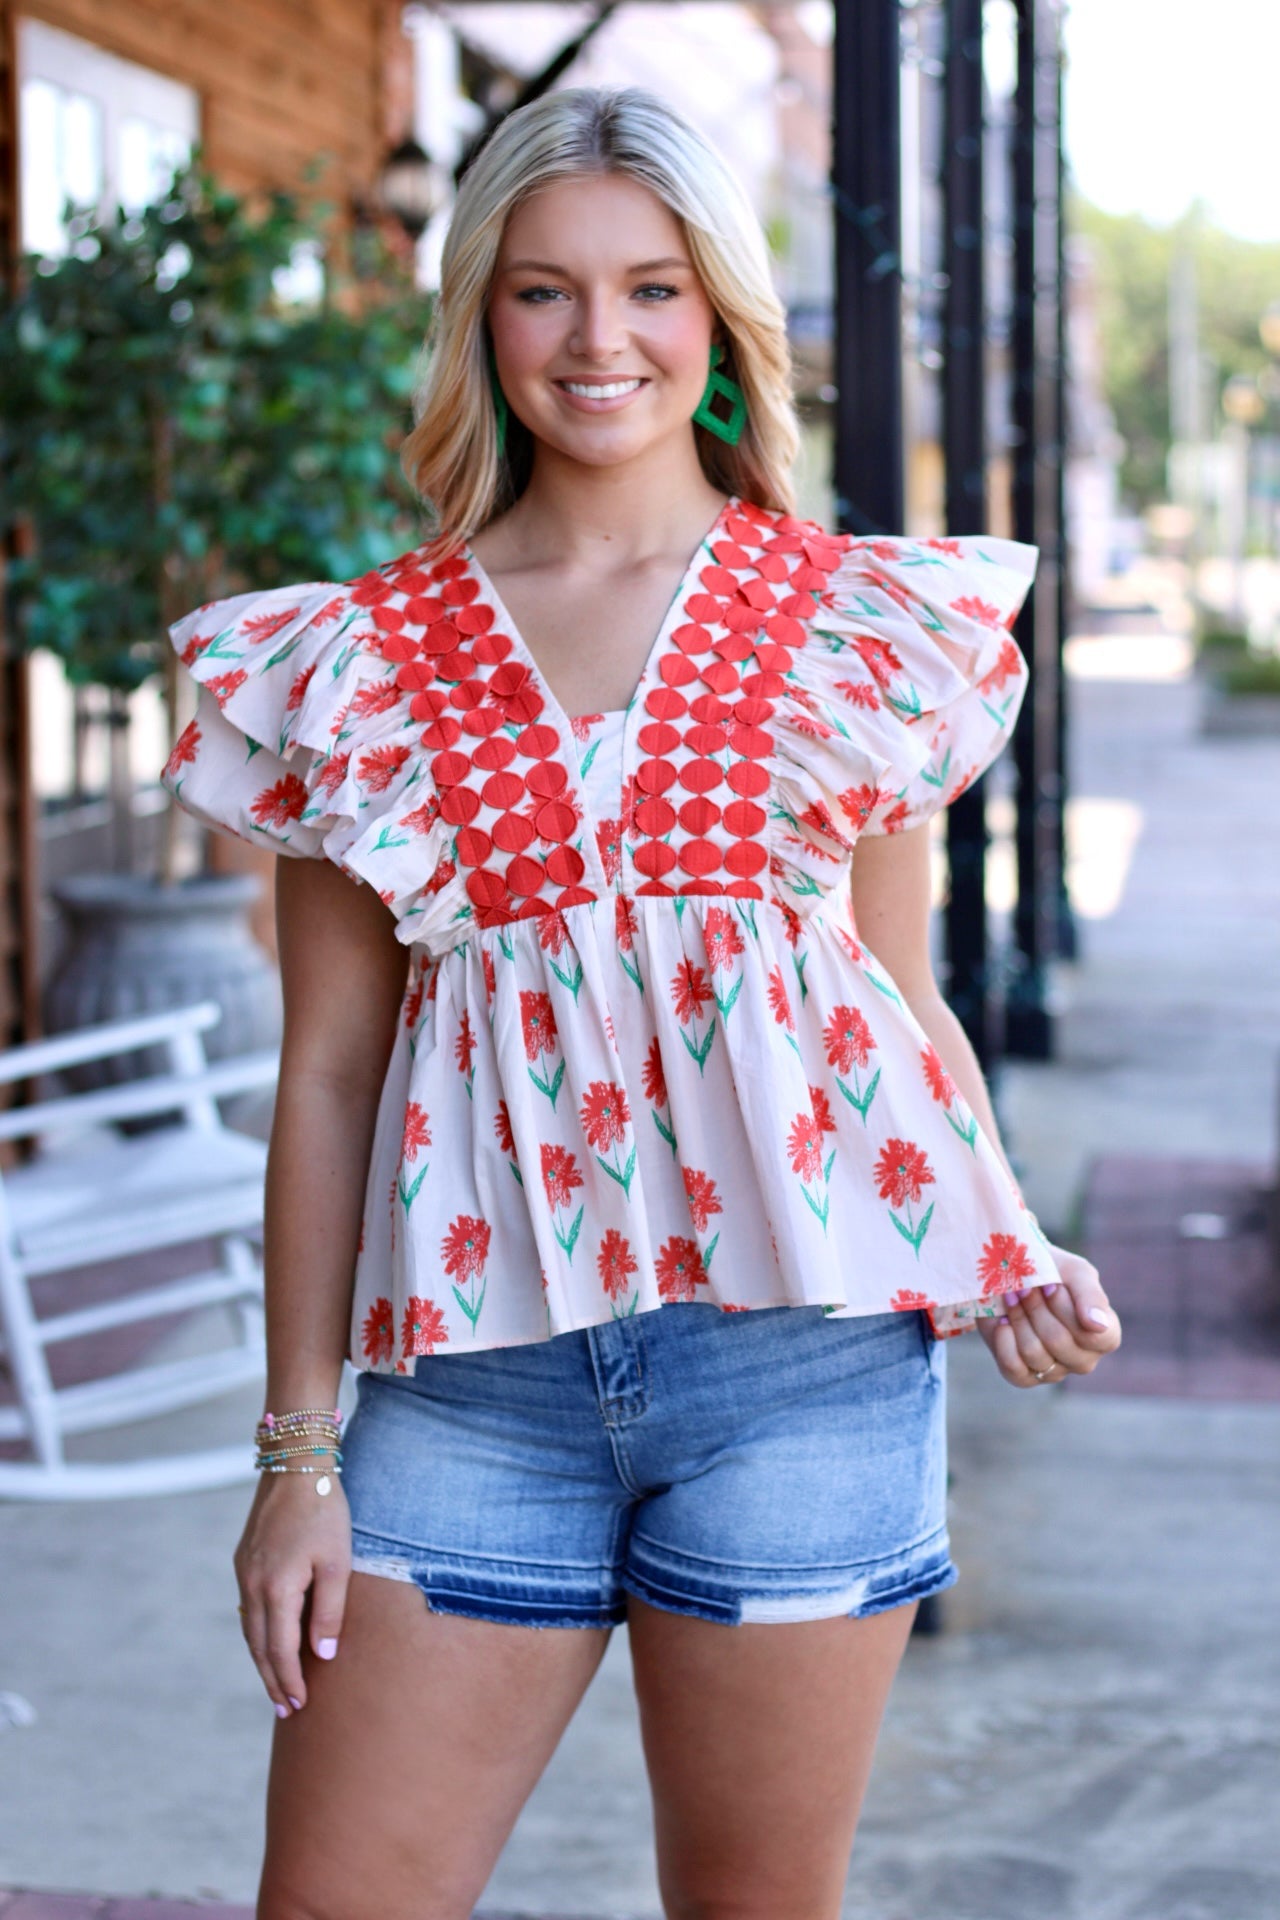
[486,434,728,570]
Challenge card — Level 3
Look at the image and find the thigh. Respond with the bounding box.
[258,1569,611,1920]
[627,1594,918,1920]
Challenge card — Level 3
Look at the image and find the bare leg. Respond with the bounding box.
[628,1594,918,1920]
[257,1572,611,1920]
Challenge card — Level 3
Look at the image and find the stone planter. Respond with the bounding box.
[43,871,282,1127]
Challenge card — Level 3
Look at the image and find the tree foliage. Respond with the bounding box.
[0,155,431,694]
[1073,197,1280,509]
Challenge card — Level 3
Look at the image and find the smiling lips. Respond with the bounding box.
[555,376,647,405]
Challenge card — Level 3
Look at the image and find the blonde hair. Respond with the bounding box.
[401,86,799,550]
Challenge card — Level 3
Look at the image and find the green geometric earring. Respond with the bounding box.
[693,342,747,446]
[487,340,509,457]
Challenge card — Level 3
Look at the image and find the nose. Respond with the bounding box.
[569,288,629,363]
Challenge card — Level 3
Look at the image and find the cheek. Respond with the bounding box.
[489,300,559,378]
[644,306,715,387]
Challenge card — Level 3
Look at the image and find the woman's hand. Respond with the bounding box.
[234,1472,352,1718]
[975,1242,1122,1388]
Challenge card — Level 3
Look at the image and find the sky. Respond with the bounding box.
[1062,0,1280,242]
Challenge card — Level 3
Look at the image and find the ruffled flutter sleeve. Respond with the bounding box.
[159,574,454,943]
[808,535,1037,837]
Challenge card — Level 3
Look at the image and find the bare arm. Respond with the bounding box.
[849,822,1120,1384]
[236,855,410,1719]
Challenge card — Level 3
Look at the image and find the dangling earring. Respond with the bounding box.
[487,340,509,457]
[693,342,747,446]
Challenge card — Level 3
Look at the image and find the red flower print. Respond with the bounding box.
[810,1084,837,1136]
[703,907,745,972]
[243,606,301,645]
[580,1080,631,1152]
[950,594,1005,630]
[799,801,854,850]
[787,1110,823,1181]
[425,858,455,897]
[597,1228,637,1302]
[671,959,713,1024]
[978,637,1023,694]
[403,975,424,1031]
[350,681,402,718]
[537,911,570,959]
[250,773,308,830]
[180,634,211,666]
[442,1214,490,1285]
[921,1044,957,1106]
[355,743,410,793]
[350,571,395,608]
[853,631,903,689]
[891,1289,936,1312]
[925,537,963,556]
[494,1099,516,1157]
[840,782,894,829]
[779,901,803,948]
[401,796,441,835]
[642,1036,668,1107]
[482,946,497,1005]
[793,712,835,740]
[682,1166,724,1233]
[362,1297,395,1363]
[977,1234,1037,1295]
[866,539,904,561]
[767,964,795,1031]
[314,595,346,625]
[836,927,864,964]
[656,1235,708,1303]
[881,801,910,834]
[616,893,637,952]
[834,677,880,711]
[719,1302,750,1312]
[455,1009,475,1078]
[206,669,247,707]
[520,990,558,1062]
[596,819,624,886]
[314,751,349,800]
[824,1005,875,1073]
[865,568,913,612]
[541,1143,584,1211]
[401,1295,449,1357]
[286,663,315,713]
[164,721,200,777]
[402,1102,431,1160]
[874,1139,935,1209]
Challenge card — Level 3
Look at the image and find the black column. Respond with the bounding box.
[942,0,992,1065]
[832,0,904,536]
[1005,0,1061,1057]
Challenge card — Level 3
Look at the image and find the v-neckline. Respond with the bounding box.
[462,493,737,736]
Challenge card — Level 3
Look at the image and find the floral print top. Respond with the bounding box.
[160,494,1056,1374]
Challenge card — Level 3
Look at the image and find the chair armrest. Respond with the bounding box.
[0,1049,281,1141]
[0,1002,224,1086]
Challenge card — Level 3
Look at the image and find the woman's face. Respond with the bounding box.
[487,171,719,474]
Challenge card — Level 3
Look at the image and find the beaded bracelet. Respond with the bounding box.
[254,1407,345,1493]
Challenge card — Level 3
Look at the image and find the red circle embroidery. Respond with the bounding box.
[723,798,767,836]
[439,785,481,826]
[645,687,688,720]
[454,825,492,866]
[517,722,560,759]
[660,654,700,688]
[724,840,767,877]
[454,603,495,635]
[422,620,460,656]
[471,734,518,771]
[471,632,513,666]
[636,758,677,795]
[637,721,681,757]
[461,702,507,738]
[430,749,472,786]
[632,841,677,878]
[465,869,507,909]
[634,795,676,836]
[685,721,730,756]
[680,756,724,796]
[678,795,721,834]
[673,623,714,656]
[420,716,462,751]
[525,761,568,799]
[729,722,773,759]
[492,810,536,852]
[482,770,526,810]
[438,648,477,682]
[490,662,532,699]
[505,855,546,896]
[535,799,578,843]
[678,879,726,896]
[726,761,770,798]
[678,839,722,877]
[555,885,595,910]
[700,661,739,696]
[544,844,585,885]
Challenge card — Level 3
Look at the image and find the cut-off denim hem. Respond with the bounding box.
[342,1299,956,1631]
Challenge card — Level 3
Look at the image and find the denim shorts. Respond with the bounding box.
[342,1301,957,1628]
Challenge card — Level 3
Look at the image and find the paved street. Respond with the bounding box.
[2,593,1278,1918]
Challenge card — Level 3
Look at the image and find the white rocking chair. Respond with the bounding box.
[0,1000,279,1500]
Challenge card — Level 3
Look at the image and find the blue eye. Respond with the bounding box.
[516,286,567,304]
[635,283,680,301]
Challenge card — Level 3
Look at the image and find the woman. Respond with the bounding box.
[162,85,1120,1920]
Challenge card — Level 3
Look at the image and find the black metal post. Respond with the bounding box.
[1052,17,1076,961]
[832,0,904,536]
[1004,0,1059,1057]
[942,0,991,1066]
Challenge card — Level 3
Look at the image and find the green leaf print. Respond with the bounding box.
[497,930,514,962]
[738,899,759,940]
[555,1205,585,1260]
[864,969,902,1008]
[509,1160,524,1187]
[677,1015,718,1074]
[597,1143,637,1196]
[944,1105,979,1149]
[793,950,809,1003]
[980,696,1013,727]
[548,957,584,999]
[920,746,953,790]
[886,684,923,720]
[397,1162,428,1212]
[452,1277,487,1330]
[370,824,411,853]
[702,1229,720,1272]
[800,1184,830,1230]
[712,973,744,1023]
[837,1065,881,1123]
[652,1107,678,1156]
[529,1057,566,1108]
[579,738,600,779]
[610,1290,640,1319]
[889,1201,935,1256]
[620,950,645,994]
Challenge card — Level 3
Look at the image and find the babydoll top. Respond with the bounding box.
[160,494,1056,1375]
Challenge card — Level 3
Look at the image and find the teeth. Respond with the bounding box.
[561,379,643,399]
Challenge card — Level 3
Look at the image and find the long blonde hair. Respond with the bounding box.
[401,86,799,550]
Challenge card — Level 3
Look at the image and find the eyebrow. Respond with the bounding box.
[501,256,692,275]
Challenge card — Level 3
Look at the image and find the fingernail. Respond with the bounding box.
[287,1696,302,1710]
[1042,1282,1058,1297]
[998,1314,1010,1325]
[275,1702,289,1718]
[1004,1290,1023,1309]
[1087,1307,1111,1328]
[317,1638,338,1660]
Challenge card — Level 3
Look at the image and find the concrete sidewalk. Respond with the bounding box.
[3,597,1279,1918]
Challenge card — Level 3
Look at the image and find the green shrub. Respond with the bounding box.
[1218,653,1280,696]
[1196,626,1250,656]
